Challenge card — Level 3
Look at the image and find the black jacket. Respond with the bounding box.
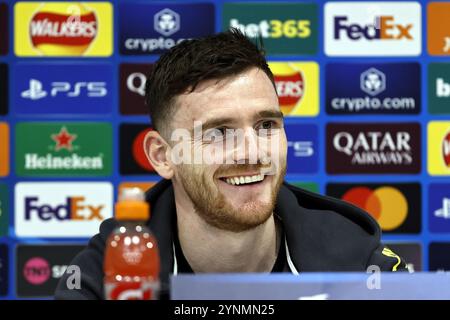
[54,180,408,300]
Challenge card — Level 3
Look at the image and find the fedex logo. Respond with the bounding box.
[325,2,421,56]
[334,16,413,40]
[15,182,113,238]
[25,197,104,221]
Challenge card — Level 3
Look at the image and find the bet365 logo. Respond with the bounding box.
[229,18,311,39]
[223,3,318,55]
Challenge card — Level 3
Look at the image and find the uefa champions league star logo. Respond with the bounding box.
[360,68,386,96]
[154,8,180,37]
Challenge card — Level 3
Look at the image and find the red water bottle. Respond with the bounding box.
[104,187,160,300]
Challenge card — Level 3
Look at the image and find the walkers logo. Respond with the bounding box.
[120,3,214,55]
[120,124,156,175]
[0,3,7,55]
[16,244,85,297]
[429,184,450,233]
[0,123,9,177]
[428,63,450,114]
[0,184,8,237]
[428,3,450,56]
[285,124,318,174]
[0,244,7,296]
[427,122,450,175]
[326,123,421,174]
[268,62,319,116]
[223,3,318,55]
[14,63,112,115]
[326,183,421,233]
[325,2,421,56]
[326,63,420,114]
[120,64,153,115]
[14,182,113,237]
[15,122,112,177]
[0,64,7,115]
[14,2,112,57]
[429,242,450,271]
[385,243,422,272]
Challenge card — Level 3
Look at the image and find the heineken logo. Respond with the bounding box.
[51,126,77,152]
[16,122,112,177]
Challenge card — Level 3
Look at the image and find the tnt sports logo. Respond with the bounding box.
[326,63,420,115]
[223,3,318,55]
[15,182,113,237]
[0,123,9,177]
[14,2,113,57]
[325,2,421,56]
[268,62,319,116]
[427,122,450,175]
[285,124,319,174]
[326,123,421,174]
[428,3,450,56]
[16,244,85,297]
[326,183,421,233]
[120,3,214,55]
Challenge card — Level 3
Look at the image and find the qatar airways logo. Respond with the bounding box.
[327,123,421,174]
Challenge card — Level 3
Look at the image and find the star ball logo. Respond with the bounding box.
[268,62,319,116]
[15,122,112,177]
[326,122,421,174]
[14,2,113,57]
[326,183,421,233]
[120,3,214,55]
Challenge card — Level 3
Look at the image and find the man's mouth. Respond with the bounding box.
[219,173,265,186]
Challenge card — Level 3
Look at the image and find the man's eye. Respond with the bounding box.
[261,121,274,130]
[204,127,227,140]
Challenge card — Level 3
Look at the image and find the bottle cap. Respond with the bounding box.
[115,187,150,221]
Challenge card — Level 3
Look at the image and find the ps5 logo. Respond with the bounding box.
[287,141,314,157]
[21,79,108,101]
[435,198,450,219]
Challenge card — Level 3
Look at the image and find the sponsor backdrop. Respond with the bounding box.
[0,0,448,299]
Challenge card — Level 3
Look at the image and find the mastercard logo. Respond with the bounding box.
[15,2,113,57]
[341,186,408,231]
[268,62,319,116]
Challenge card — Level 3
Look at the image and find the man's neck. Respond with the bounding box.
[173,188,280,273]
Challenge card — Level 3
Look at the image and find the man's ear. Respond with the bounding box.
[143,130,174,179]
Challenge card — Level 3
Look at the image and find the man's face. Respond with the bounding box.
[167,67,287,232]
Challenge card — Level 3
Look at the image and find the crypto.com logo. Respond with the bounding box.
[154,8,180,37]
[166,122,282,173]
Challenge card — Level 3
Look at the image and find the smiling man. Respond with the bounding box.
[55,29,408,300]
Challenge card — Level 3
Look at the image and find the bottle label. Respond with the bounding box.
[104,279,160,300]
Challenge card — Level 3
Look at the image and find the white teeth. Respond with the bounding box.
[223,174,265,186]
